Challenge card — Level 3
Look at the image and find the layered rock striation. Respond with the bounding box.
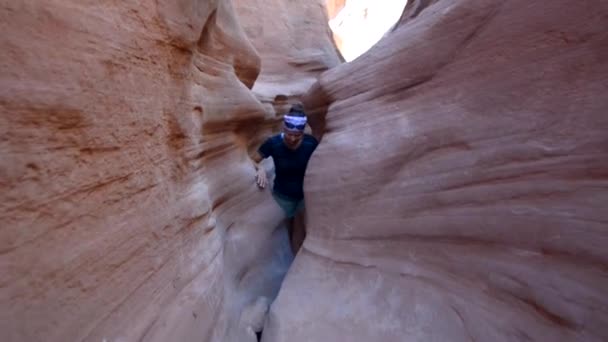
[265,0,608,341]
[0,1,336,341]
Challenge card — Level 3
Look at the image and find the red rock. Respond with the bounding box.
[3,0,607,341]
[0,1,336,341]
[234,0,342,111]
[265,0,608,341]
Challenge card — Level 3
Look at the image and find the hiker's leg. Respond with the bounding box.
[287,216,295,252]
[291,206,306,254]
[272,191,306,254]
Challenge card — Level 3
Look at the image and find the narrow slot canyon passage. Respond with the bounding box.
[1,1,608,342]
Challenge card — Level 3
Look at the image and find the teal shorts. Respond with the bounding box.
[272,191,304,218]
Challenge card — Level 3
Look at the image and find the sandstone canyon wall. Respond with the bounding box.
[265,0,608,341]
[0,1,337,341]
[234,0,341,107]
[2,0,608,342]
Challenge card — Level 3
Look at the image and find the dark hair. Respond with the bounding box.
[289,104,305,117]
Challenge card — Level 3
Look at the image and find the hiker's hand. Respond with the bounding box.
[256,167,267,189]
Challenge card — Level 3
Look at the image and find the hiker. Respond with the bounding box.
[252,104,321,254]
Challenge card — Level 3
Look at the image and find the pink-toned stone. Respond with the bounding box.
[234,0,342,111]
[0,1,336,341]
[264,0,608,341]
[3,0,607,341]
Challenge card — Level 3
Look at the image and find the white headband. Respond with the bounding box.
[284,115,307,131]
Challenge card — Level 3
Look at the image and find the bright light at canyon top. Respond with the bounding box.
[326,0,409,62]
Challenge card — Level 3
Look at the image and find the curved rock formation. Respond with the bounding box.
[234,0,342,109]
[265,0,608,341]
[0,1,336,341]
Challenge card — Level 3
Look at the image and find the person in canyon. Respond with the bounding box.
[253,104,321,254]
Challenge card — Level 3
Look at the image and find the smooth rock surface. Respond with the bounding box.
[0,1,336,341]
[3,0,608,341]
[264,0,608,341]
[234,0,342,111]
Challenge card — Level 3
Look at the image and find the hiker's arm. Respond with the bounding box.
[253,142,270,189]
[252,151,264,165]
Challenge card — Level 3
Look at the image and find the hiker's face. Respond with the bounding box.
[283,130,303,149]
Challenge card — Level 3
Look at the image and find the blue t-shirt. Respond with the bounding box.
[258,134,319,200]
